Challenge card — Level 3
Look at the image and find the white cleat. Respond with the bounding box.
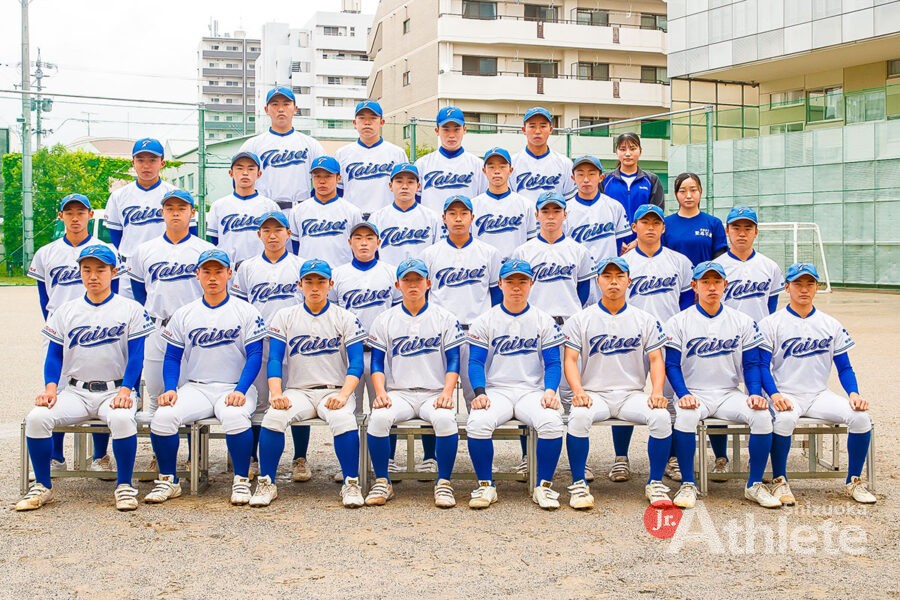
[645,480,673,507]
[515,456,528,476]
[292,457,312,482]
[143,474,182,504]
[673,482,698,509]
[434,478,456,509]
[16,483,53,511]
[468,481,498,509]
[532,480,561,510]
[364,478,395,506]
[770,476,796,506]
[664,457,682,483]
[709,457,729,482]
[249,476,278,507]
[745,482,782,508]
[341,477,365,508]
[115,484,139,512]
[51,459,67,471]
[90,454,116,481]
[567,480,595,510]
[583,465,595,483]
[231,476,252,506]
[415,458,438,482]
[846,476,876,504]
[608,456,631,482]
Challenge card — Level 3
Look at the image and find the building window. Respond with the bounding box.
[208,80,218,86]
[640,66,668,84]
[225,63,237,68]
[846,89,886,124]
[462,56,498,76]
[296,108,311,116]
[463,112,498,133]
[403,124,411,140]
[402,70,410,86]
[210,97,221,103]
[770,90,804,107]
[291,61,309,73]
[807,87,843,122]
[640,14,667,32]
[524,4,558,22]
[325,119,353,129]
[402,18,410,34]
[576,117,610,133]
[226,133,234,139]
[225,98,233,104]
[226,45,239,51]
[187,173,194,189]
[211,45,220,50]
[355,77,368,86]
[323,26,345,36]
[768,123,804,134]
[225,115,234,121]
[210,115,220,121]
[247,61,254,69]
[462,1,497,20]
[292,86,311,95]
[576,62,609,81]
[323,98,344,107]
[226,80,239,86]
[350,27,356,36]
[327,76,343,85]
[575,8,608,26]
[889,59,900,78]
[524,60,558,78]
[208,62,216,68]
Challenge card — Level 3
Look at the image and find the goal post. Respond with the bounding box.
[757,222,833,293]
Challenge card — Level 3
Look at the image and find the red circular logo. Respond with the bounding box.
[643,503,683,539]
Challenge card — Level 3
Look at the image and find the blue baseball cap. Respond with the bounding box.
[536,191,566,210]
[572,155,603,173]
[59,193,92,212]
[355,100,383,117]
[483,147,512,165]
[266,86,296,104]
[396,258,429,280]
[257,211,290,229]
[634,204,665,221]
[231,151,262,169]
[523,107,552,123]
[785,262,820,282]
[499,259,534,280]
[390,162,419,180]
[161,189,195,207]
[596,256,630,274]
[299,259,332,280]
[132,138,164,158]
[350,221,380,237]
[310,156,340,174]
[76,244,117,266]
[196,249,232,269]
[436,106,465,126]
[727,205,759,225]
[692,261,727,280]
[443,194,473,212]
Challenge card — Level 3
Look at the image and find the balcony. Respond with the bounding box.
[202,68,254,78]
[202,50,245,59]
[315,58,372,78]
[202,86,254,96]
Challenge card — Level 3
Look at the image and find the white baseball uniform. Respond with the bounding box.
[718,250,784,323]
[511,148,576,202]
[414,149,488,215]
[510,235,595,318]
[335,139,408,216]
[288,196,362,269]
[565,193,631,303]
[622,246,694,324]
[470,189,537,261]
[205,192,281,264]
[239,128,326,210]
[368,202,443,266]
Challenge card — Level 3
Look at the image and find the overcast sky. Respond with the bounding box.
[0,0,379,151]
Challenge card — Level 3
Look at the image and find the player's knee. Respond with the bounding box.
[847,410,872,434]
[24,407,54,439]
[648,408,672,438]
[535,411,564,440]
[366,409,393,438]
[566,407,593,438]
[674,408,700,433]
[748,409,774,435]
[106,409,137,439]
[773,410,799,437]
[328,411,357,437]
[149,408,179,436]
[431,409,458,437]
[261,409,290,433]
[220,407,251,435]
[465,411,494,440]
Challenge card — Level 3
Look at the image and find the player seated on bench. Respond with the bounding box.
[759,262,876,505]
[249,259,368,508]
[466,259,565,510]
[18,245,153,512]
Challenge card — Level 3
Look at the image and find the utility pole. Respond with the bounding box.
[34,48,44,150]
[20,0,34,270]
[82,111,96,136]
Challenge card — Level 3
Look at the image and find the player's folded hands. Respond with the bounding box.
[471,394,490,410]
[771,393,792,412]
[648,393,668,409]
[747,394,768,410]
[158,390,178,406]
[373,392,391,409]
[849,393,868,411]
[226,391,246,407]
[678,394,699,409]
[111,388,133,409]
[541,390,560,410]
[35,391,57,408]
[324,394,348,410]
[434,392,455,409]
[571,390,592,408]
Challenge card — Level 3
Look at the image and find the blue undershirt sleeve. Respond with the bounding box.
[267,338,286,379]
[542,345,562,391]
[163,343,184,392]
[758,348,780,396]
[122,337,146,390]
[445,345,460,374]
[131,279,147,305]
[235,339,263,394]
[346,341,364,379]
[370,348,386,374]
[109,229,122,248]
[678,290,694,311]
[468,344,488,394]
[742,347,762,396]
[37,281,49,320]
[767,294,779,314]
[43,341,64,386]
[577,280,590,307]
[834,352,860,395]
[665,348,691,399]
[489,285,503,306]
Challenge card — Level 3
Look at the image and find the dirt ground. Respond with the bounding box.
[0,286,897,599]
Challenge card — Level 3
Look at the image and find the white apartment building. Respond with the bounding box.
[199,26,260,141]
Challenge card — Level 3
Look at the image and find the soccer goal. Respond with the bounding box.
[757,222,832,293]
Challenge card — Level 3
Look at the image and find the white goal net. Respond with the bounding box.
[757,222,832,293]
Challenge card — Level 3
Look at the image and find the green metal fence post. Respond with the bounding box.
[409,116,418,162]
[198,103,207,238]
[705,104,714,213]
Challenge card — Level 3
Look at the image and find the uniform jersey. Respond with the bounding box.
[335,139,408,216]
[368,202,442,266]
[470,189,537,261]
[267,301,367,389]
[206,192,281,263]
[239,128,326,210]
[329,259,400,332]
[663,212,727,266]
[511,148,576,202]
[510,235,595,318]
[563,303,666,393]
[104,179,178,258]
[758,307,855,396]
[230,252,306,322]
[28,236,122,316]
[421,237,502,325]
[622,246,693,323]
[161,295,267,385]
[718,250,784,323]
[414,148,488,214]
[367,302,466,391]
[565,193,630,261]
[42,293,154,382]
[127,234,215,320]
[664,304,764,392]
[467,304,564,389]
[288,196,362,268]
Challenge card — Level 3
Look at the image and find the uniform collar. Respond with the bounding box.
[574,191,602,205]
[269,127,295,137]
[695,303,723,319]
[501,303,530,317]
[262,250,289,264]
[401,300,428,316]
[598,301,627,315]
[635,245,663,257]
[314,193,339,205]
[357,137,383,148]
[233,190,259,200]
[63,234,93,247]
[446,235,473,249]
[163,233,192,245]
[537,233,565,244]
[202,294,230,309]
[84,292,115,307]
[135,179,162,192]
[786,305,816,319]
[525,147,550,159]
[392,201,416,213]
[303,300,330,316]
[727,249,756,262]
[352,257,378,271]
[438,146,464,159]
[486,188,511,200]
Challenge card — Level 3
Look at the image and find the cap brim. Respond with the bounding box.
[398,268,428,279]
[300,270,331,279]
[60,200,92,210]
[537,200,566,209]
[438,118,465,126]
[198,258,230,268]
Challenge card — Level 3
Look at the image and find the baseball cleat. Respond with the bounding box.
[532,480,561,510]
[16,483,53,511]
[745,482,782,508]
[249,476,278,507]
[608,456,631,482]
[292,457,312,482]
[645,480,673,507]
[90,454,117,481]
[415,458,438,482]
[341,477,365,508]
[583,465,595,483]
[770,476,796,506]
[673,482,698,509]
[115,484,139,512]
[567,480,595,510]
[364,478,395,506]
[231,476,252,505]
[248,458,259,481]
[143,474,182,504]
[434,479,456,508]
[469,481,498,509]
[333,471,344,483]
[709,457,729,482]
[51,459,67,471]
[138,455,158,482]
[664,457,682,483]
[846,476,876,504]
[388,458,402,478]
[515,456,528,476]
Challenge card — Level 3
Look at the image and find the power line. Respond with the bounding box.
[0,87,197,107]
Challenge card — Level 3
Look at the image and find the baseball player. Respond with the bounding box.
[104,137,183,299]
[28,193,122,474]
[248,259,368,508]
[17,244,154,512]
[231,211,311,482]
[759,263,876,504]
[466,259,566,510]
[206,152,281,264]
[144,249,266,506]
[289,156,363,268]
[511,107,575,202]
[335,100,408,219]
[414,107,488,215]
[664,261,778,509]
[422,194,502,406]
[239,86,326,211]
[364,258,466,508]
[470,147,536,261]
[563,257,671,510]
[368,163,443,266]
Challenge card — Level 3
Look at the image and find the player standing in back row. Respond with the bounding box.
[511,107,575,202]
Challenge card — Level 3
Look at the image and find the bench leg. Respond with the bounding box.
[358,420,368,492]
[74,429,87,470]
[730,433,741,473]
[527,427,537,493]
[867,424,876,492]
[808,432,818,472]
[190,422,201,495]
[697,425,708,496]
[20,422,29,496]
